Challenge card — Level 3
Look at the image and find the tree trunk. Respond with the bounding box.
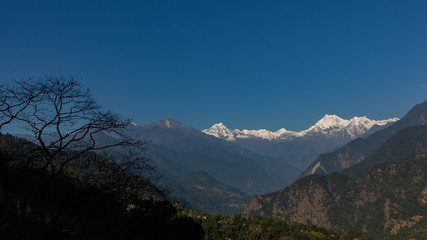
[0,149,10,217]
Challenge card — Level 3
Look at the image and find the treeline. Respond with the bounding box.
[178,207,368,240]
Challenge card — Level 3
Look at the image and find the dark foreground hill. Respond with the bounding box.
[0,134,205,240]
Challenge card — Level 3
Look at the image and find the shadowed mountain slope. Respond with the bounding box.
[301,100,427,177]
[243,123,427,239]
[125,119,300,195]
[203,115,397,170]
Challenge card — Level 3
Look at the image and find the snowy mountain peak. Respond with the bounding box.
[371,117,400,126]
[202,115,399,141]
[203,122,236,141]
[322,114,343,120]
[310,114,348,130]
[212,122,227,129]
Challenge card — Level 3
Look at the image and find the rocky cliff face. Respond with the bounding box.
[243,124,427,238]
[243,154,426,238]
[242,174,337,229]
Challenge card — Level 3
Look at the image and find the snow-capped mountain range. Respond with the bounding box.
[203,115,399,142]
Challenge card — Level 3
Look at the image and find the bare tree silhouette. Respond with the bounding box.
[0,76,156,240]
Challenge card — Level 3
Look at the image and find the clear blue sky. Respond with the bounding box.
[1,0,426,131]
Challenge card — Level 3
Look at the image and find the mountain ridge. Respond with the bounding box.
[200,115,398,169]
[242,123,427,238]
[203,115,398,141]
[124,120,301,195]
[301,100,427,177]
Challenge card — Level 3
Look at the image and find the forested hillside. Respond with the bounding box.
[0,133,205,239]
[243,124,427,239]
[177,207,367,240]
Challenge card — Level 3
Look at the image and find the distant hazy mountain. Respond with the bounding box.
[301,100,427,177]
[124,119,300,195]
[243,123,427,239]
[96,119,301,214]
[203,115,398,169]
[143,144,251,215]
[15,118,300,215]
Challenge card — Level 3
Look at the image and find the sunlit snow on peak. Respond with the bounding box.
[202,115,399,141]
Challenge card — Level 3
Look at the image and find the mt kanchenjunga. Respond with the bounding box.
[202,115,398,169]
[203,115,399,142]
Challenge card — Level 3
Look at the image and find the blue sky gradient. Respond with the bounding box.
[1,0,426,131]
